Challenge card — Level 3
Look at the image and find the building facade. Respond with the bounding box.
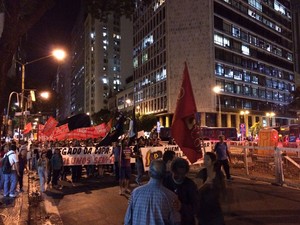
[70,7,133,116]
[133,0,296,136]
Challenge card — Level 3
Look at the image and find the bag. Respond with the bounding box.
[2,153,13,174]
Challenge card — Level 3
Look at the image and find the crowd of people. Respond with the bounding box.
[124,134,232,225]
[0,133,233,224]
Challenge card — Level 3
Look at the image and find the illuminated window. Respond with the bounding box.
[248,0,262,11]
[133,57,138,68]
[102,78,108,84]
[142,52,148,63]
[232,26,240,37]
[242,45,250,55]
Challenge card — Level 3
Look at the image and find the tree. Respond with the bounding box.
[137,114,157,132]
[250,122,263,137]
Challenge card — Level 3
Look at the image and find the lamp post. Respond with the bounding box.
[4,92,20,139]
[240,110,250,140]
[213,86,221,127]
[15,49,66,131]
[266,112,275,127]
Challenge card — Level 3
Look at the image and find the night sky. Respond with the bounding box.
[24,0,81,91]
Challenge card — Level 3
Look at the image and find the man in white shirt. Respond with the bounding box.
[3,144,20,198]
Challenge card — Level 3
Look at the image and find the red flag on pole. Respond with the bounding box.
[171,62,202,163]
[23,122,32,134]
[42,116,58,136]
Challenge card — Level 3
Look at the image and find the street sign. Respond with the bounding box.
[240,123,246,133]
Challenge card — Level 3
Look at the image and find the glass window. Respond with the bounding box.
[232,26,240,38]
[273,92,279,101]
[279,93,284,101]
[224,68,233,78]
[241,31,248,41]
[242,45,250,55]
[244,71,251,82]
[259,89,266,98]
[236,85,242,94]
[252,88,258,97]
[266,91,272,100]
[249,35,257,45]
[272,80,278,89]
[266,79,272,88]
[225,82,234,93]
[248,0,262,11]
[244,86,251,95]
[252,75,258,84]
[215,63,224,76]
[233,70,242,80]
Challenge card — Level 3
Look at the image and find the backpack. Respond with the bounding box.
[2,153,13,174]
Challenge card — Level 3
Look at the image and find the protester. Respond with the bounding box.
[51,148,63,188]
[32,144,40,171]
[18,148,28,192]
[0,143,6,192]
[3,144,20,198]
[196,152,226,225]
[46,144,53,185]
[214,135,232,180]
[119,139,132,195]
[133,137,144,185]
[163,157,198,225]
[162,150,176,174]
[124,159,181,225]
[111,141,120,181]
[37,151,49,192]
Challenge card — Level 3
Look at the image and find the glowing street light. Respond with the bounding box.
[266,112,276,127]
[40,91,50,100]
[213,86,222,127]
[15,48,66,130]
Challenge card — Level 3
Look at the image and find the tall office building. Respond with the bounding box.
[70,7,133,116]
[133,0,296,134]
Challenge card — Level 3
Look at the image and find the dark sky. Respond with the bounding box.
[24,0,81,91]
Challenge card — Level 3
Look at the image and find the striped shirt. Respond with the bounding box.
[124,178,181,225]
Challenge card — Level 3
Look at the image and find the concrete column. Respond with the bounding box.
[200,112,206,126]
[245,115,249,137]
[165,116,170,127]
[252,115,256,123]
[236,113,241,133]
[227,114,232,127]
[159,116,164,127]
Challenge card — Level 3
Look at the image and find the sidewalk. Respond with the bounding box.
[0,173,29,225]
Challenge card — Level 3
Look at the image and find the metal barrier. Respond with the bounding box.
[227,143,300,189]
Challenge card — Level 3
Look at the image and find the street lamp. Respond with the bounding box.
[213,86,221,127]
[240,110,250,140]
[266,112,275,127]
[240,110,249,123]
[15,49,66,130]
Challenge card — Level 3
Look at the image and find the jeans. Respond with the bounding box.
[38,167,48,192]
[0,168,4,190]
[135,160,144,184]
[4,170,18,196]
[18,168,25,190]
[52,169,61,186]
[216,159,231,179]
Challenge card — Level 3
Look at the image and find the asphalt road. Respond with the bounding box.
[42,174,300,225]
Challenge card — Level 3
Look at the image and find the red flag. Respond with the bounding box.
[171,62,202,163]
[52,124,70,140]
[23,122,32,134]
[42,116,58,136]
